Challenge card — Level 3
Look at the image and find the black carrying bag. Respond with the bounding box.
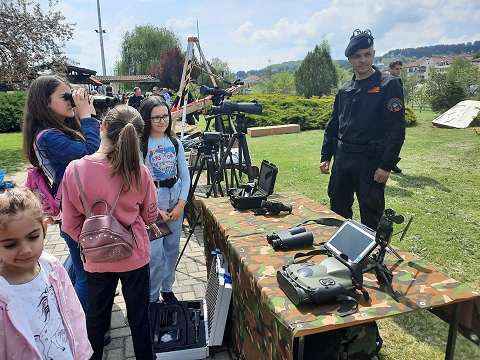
[229,160,278,209]
[303,321,382,360]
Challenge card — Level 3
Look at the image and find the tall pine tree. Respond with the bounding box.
[294,39,338,98]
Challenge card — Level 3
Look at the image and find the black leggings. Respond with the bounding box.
[86,264,155,360]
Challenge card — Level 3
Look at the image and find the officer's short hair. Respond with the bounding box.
[105,85,113,92]
[389,60,403,69]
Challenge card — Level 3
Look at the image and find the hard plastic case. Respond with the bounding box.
[151,251,232,360]
[229,160,278,210]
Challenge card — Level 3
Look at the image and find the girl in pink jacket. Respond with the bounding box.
[0,186,92,360]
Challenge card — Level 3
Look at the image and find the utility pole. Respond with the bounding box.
[95,0,106,76]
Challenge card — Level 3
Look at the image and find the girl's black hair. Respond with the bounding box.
[138,96,175,159]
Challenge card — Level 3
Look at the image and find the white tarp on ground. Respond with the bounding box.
[432,100,480,128]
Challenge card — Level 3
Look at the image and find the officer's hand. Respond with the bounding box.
[320,161,330,174]
[373,168,390,183]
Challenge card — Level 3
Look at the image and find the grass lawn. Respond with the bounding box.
[245,108,480,360]
[1,109,479,359]
[0,132,27,175]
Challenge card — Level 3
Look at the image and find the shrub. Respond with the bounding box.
[0,91,26,132]
[229,94,335,130]
[405,106,417,126]
[227,94,416,129]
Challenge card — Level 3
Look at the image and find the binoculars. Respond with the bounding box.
[267,226,313,251]
[63,93,118,108]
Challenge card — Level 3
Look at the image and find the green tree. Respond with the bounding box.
[446,57,480,97]
[333,61,351,86]
[253,71,295,95]
[403,73,422,107]
[294,39,338,98]
[0,0,75,84]
[115,25,180,77]
[146,47,201,91]
[409,83,429,112]
[428,74,467,113]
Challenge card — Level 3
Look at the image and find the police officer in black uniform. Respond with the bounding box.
[320,30,406,230]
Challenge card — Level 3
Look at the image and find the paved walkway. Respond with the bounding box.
[10,167,236,360]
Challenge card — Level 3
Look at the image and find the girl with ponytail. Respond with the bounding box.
[61,105,157,360]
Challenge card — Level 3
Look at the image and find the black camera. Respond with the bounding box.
[211,99,263,115]
[267,226,313,251]
[201,131,222,142]
[199,85,233,97]
[375,208,404,246]
[260,200,292,215]
[63,93,116,108]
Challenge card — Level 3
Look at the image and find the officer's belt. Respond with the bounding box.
[337,140,369,153]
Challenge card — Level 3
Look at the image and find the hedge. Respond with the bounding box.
[0,91,27,132]
[229,94,416,130]
[0,91,416,134]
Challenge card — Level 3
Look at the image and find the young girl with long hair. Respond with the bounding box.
[61,105,158,360]
[138,96,190,303]
[0,187,92,360]
[22,74,100,311]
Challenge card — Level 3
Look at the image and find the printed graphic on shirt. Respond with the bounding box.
[35,285,70,360]
[148,143,177,181]
[367,86,380,93]
[387,97,403,112]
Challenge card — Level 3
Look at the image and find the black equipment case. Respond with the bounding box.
[229,160,278,210]
[150,250,232,359]
[150,300,208,358]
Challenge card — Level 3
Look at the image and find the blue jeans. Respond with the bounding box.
[60,222,89,311]
[149,181,184,302]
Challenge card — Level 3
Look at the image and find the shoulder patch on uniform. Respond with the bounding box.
[387,97,403,112]
[367,87,380,93]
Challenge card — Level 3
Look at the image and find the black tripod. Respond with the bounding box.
[206,113,254,197]
[363,209,406,302]
[176,112,254,269]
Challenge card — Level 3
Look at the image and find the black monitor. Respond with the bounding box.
[324,219,377,263]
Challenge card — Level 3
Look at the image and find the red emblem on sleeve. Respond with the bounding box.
[387,98,403,112]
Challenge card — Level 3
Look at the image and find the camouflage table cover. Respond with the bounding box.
[201,191,480,360]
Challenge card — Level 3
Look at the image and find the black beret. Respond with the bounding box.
[345,30,374,57]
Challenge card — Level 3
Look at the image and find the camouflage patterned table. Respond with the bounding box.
[201,191,480,360]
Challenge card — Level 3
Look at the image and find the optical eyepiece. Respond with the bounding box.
[200,85,233,97]
[267,226,313,250]
[260,200,292,215]
[211,99,263,115]
[62,93,115,108]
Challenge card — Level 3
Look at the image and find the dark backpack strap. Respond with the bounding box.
[171,137,179,156]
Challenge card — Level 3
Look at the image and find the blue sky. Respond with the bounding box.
[37,0,480,75]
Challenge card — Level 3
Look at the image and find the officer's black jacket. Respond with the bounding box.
[321,68,406,172]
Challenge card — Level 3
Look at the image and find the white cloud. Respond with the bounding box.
[33,0,480,74]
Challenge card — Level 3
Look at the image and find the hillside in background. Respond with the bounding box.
[236,40,480,79]
[381,40,480,59]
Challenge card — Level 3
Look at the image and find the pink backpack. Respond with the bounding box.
[24,129,63,223]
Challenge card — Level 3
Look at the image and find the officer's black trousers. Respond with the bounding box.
[328,149,385,230]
